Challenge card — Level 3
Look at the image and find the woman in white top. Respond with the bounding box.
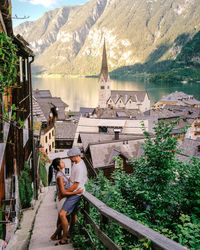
[48,158,83,242]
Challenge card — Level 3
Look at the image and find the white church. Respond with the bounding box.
[98,42,150,113]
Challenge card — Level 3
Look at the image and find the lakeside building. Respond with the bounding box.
[98,41,150,112]
[154,91,200,109]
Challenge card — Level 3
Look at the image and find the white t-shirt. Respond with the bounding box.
[70,160,88,193]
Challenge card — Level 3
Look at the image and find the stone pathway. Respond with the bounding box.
[29,186,74,250]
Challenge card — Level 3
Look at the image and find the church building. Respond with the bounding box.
[98,42,150,113]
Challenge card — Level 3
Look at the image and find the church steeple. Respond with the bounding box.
[100,40,109,82]
[98,40,111,108]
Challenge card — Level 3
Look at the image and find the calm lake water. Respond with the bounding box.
[33,77,200,111]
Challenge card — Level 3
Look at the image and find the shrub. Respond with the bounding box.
[18,162,33,209]
[39,151,50,187]
[39,161,48,187]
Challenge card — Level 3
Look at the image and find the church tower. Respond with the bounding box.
[98,40,111,108]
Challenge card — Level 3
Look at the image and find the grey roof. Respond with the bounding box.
[87,138,144,168]
[183,99,200,105]
[33,97,47,123]
[36,97,68,120]
[33,90,52,99]
[80,132,145,151]
[160,91,193,102]
[110,91,147,104]
[97,108,141,119]
[178,139,200,158]
[158,91,200,106]
[55,121,77,140]
[80,107,95,117]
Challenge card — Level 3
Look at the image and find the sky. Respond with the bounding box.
[12,0,89,27]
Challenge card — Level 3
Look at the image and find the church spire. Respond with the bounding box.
[100,39,109,81]
[98,39,111,109]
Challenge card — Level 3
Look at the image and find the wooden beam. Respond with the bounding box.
[0,10,7,34]
[2,199,16,205]
[82,209,120,250]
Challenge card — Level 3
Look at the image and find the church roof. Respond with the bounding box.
[99,40,109,82]
[110,90,147,104]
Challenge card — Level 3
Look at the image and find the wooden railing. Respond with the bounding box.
[82,192,188,250]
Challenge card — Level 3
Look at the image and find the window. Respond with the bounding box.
[52,130,54,136]
[65,168,70,175]
[100,86,105,89]
[49,145,51,152]
[129,101,131,104]
[99,126,108,133]
[45,136,48,143]
[49,132,51,140]
[46,149,48,154]
[52,142,55,148]
[25,58,28,81]
[107,86,109,89]
[19,57,23,82]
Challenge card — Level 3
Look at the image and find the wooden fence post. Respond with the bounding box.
[100,214,108,231]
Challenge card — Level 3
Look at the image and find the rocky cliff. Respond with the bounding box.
[14,0,200,76]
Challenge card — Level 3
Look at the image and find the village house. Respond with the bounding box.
[33,97,56,154]
[98,41,150,112]
[55,120,77,149]
[33,89,70,154]
[154,91,200,109]
[84,137,145,179]
[73,117,148,148]
[0,0,36,241]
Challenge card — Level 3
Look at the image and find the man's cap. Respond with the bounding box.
[67,147,81,157]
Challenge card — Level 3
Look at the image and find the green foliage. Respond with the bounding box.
[0,205,4,239]
[0,32,18,93]
[39,151,50,187]
[18,162,33,209]
[74,120,200,249]
[177,30,200,64]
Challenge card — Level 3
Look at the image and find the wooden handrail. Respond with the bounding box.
[82,192,188,250]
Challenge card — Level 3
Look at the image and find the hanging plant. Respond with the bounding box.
[0,32,18,93]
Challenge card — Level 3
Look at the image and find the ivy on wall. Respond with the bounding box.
[0,32,18,93]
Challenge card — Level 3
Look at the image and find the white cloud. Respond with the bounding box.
[20,0,60,8]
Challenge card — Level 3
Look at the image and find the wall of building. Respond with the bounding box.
[40,127,55,154]
[98,77,111,108]
[139,94,151,112]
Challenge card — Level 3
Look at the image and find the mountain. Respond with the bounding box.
[14,0,200,77]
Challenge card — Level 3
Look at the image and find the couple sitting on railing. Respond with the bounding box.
[48,147,88,246]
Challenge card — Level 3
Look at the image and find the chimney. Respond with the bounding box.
[114,128,121,140]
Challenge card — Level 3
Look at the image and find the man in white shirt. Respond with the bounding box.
[57,147,87,245]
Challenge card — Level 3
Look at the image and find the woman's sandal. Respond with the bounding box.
[55,240,68,246]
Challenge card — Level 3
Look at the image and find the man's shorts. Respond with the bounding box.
[62,194,82,215]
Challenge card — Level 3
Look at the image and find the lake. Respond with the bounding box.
[33,77,200,111]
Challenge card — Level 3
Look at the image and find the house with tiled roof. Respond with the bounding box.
[98,41,150,112]
[84,137,145,178]
[154,91,200,109]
